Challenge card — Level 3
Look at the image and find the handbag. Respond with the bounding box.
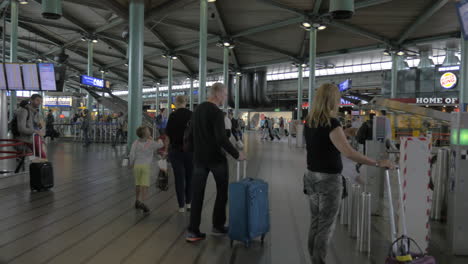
[385,236,436,264]
[156,159,169,191]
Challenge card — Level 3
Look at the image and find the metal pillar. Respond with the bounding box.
[308,29,317,111]
[189,78,194,111]
[155,83,160,111]
[86,41,94,110]
[198,0,208,102]
[127,0,144,151]
[390,54,398,98]
[297,64,303,121]
[9,0,18,121]
[167,58,173,110]
[223,47,229,109]
[234,75,240,118]
[460,38,468,112]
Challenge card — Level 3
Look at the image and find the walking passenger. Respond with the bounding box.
[81,109,91,147]
[186,82,246,242]
[166,95,193,213]
[129,126,164,214]
[155,108,168,135]
[303,83,393,264]
[112,112,125,147]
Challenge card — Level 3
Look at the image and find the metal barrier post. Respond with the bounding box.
[349,184,361,238]
[359,192,372,253]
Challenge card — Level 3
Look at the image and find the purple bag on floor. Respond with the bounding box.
[384,236,436,264]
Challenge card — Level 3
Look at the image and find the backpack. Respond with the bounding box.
[8,105,30,137]
[183,120,193,152]
[356,121,373,145]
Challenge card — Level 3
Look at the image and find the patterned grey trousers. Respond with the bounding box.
[304,171,342,264]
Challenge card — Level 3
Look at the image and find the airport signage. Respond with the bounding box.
[44,96,72,107]
[440,72,457,89]
[80,75,104,88]
[416,97,458,104]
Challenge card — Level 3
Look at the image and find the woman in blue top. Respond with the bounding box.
[303,83,393,264]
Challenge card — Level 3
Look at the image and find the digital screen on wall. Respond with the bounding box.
[0,64,6,90]
[21,63,40,90]
[38,63,56,91]
[5,63,23,90]
[338,79,352,92]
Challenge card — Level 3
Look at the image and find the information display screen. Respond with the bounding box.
[21,63,40,90]
[80,75,104,88]
[0,64,6,90]
[5,63,23,90]
[338,79,352,92]
[38,63,56,91]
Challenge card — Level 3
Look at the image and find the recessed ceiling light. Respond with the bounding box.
[19,0,29,5]
[301,21,312,28]
[397,50,406,56]
[317,25,327,30]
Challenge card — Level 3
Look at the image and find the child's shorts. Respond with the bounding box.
[133,164,151,187]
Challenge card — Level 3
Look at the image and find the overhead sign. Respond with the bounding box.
[44,96,73,107]
[416,97,458,104]
[440,72,457,89]
[80,75,104,88]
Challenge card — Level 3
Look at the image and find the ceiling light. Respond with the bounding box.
[397,50,406,56]
[100,69,105,73]
[19,0,29,4]
[92,38,98,43]
[317,25,327,30]
[236,72,242,75]
[223,41,231,47]
[383,49,391,56]
[162,54,167,58]
[301,21,312,28]
[171,55,178,60]
[301,63,307,68]
[124,63,128,67]
[81,36,86,41]
[207,0,216,2]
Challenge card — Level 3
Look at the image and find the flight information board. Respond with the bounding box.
[5,63,23,90]
[21,63,40,90]
[0,64,6,90]
[38,63,56,91]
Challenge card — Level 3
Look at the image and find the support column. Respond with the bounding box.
[155,83,160,111]
[87,41,94,110]
[127,0,145,151]
[308,29,317,110]
[234,75,240,118]
[8,0,18,121]
[198,0,208,102]
[0,4,7,139]
[167,58,173,111]
[223,47,229,109]
[460,38,468,112]
[189,78,194,111]
[391,54,398,99]
[297,64,303,121]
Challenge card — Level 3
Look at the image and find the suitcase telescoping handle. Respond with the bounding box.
[236,160,247,181]
[32,133,41,158]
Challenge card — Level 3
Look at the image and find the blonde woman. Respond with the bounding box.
[304,83,393,264]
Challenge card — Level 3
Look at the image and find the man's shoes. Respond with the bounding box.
[135,200,141,209]
[186,204,191,211]
[186,231,206,243]
[179,207,186,213]
[212,226,229,236]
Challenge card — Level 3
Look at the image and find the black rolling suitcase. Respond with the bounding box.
[29,134,54,191]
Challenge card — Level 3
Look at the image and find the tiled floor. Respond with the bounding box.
[0,133,466,264]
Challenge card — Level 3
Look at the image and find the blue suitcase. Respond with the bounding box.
[228,161,270,248]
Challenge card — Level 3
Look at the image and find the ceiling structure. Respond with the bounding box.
[0,0,462,90]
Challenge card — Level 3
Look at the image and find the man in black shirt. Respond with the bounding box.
[186,82,246,242]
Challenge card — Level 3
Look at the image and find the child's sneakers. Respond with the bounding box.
[135,200,150,214]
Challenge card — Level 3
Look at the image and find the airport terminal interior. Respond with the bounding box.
[1,0,468,263]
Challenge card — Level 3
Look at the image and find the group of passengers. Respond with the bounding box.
[128,83,246,242]
[260,116,287,141]
[12,83,394,264]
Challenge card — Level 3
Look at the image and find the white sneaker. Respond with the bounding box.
[186,204,191,210]
[179,207,185,213]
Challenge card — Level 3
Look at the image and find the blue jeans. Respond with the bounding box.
[168,151,193,208]
[304,171,342,264]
